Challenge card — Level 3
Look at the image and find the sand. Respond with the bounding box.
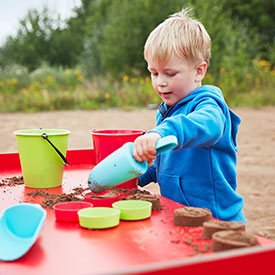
[1,107,274,240]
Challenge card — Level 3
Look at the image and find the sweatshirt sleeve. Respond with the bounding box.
[148,98,226,148]
[138,161,157,186]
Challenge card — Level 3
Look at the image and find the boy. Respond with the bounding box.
[132,8,246,222]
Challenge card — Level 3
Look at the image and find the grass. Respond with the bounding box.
[0,60,274,112]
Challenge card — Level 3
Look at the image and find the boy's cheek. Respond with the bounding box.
[152,82,159,93]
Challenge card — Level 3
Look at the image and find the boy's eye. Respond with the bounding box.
[166,72,176,77]
[151,72,158,77]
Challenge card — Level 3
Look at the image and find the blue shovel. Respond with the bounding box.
[88,135,178,193]
[0,203,46,261]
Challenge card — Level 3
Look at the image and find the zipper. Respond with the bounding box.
[159,102,176,121]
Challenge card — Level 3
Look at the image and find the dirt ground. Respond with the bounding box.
[0,107,275,240]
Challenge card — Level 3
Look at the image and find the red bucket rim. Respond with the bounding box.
[90,129,145,136]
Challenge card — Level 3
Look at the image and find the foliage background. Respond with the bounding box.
[0,0,274,112]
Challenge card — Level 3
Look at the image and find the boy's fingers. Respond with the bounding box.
[141,140,157,161]
[147,141,157,155]
[133,143,156,163]
[132,133,160,163]
[132,142,144,162]
[133,141,152,162]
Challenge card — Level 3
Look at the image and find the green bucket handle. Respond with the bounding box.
[41,133,70,167]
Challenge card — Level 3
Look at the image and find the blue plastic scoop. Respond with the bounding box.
[88,135,178,193]
[0,203,46,261]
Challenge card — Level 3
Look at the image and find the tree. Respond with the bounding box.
[225,0,275,63]
[0,5,87,70]
[91,0,255,80]
[78,0,113,76]
[98,0,184,78]
[2,8,55,70]
[186,0,255,78]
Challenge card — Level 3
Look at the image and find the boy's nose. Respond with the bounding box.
[157,76,167,87]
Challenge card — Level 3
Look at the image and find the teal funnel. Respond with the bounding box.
[88,135,178,192]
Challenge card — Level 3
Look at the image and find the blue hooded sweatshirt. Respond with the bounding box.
[139,85,246,223]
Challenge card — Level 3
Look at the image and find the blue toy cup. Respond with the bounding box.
[88,142,148,192]
[88,135,178,193]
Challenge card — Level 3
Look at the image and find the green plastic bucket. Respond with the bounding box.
[14,129,70,188]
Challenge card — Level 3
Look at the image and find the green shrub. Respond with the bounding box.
[0,60,274,112]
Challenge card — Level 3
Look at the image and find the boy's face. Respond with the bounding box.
[147,54,202,106]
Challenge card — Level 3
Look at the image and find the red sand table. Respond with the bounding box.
[0,149,274,275]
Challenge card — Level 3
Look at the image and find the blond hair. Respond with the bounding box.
[144,8,211,66]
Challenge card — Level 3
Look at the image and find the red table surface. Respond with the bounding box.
[0,149,275,275]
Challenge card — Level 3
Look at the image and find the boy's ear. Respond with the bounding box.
[195,62,207,82]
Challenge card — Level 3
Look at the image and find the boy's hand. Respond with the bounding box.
[132,132,161,167]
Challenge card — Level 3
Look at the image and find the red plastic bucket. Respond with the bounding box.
[90,129,145,189]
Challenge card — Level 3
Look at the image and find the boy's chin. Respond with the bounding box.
[161,96,174,106]
[162,98,178,106]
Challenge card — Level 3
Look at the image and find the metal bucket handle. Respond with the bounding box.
[41,133,69,166]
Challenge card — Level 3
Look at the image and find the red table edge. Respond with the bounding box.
[110,244,275,275]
